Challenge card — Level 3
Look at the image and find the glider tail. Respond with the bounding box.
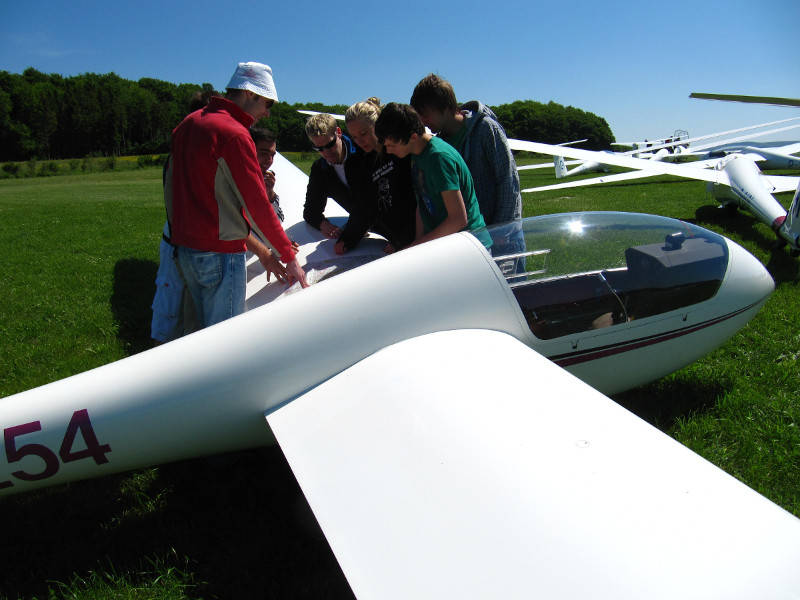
[554,155,568,179]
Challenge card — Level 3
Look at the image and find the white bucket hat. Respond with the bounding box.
[226,61,278,102]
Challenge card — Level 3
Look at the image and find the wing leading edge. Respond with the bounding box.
[268,329,800,600]
[690,93,800,108]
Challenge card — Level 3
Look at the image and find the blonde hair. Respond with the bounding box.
[305,113,338,139]
[345,97,382,126]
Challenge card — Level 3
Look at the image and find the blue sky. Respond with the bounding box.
[3,0,799,144]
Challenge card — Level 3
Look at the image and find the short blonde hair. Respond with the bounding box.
[345,97,382,126]
[305,113,338,139]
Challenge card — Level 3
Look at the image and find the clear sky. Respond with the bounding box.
[3,0,799,144]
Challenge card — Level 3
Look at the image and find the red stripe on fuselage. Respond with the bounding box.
[550,304,756,367]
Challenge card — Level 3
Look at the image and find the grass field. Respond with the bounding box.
[1,155,798,599]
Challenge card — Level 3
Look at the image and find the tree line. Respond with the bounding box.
[0,68,614,162]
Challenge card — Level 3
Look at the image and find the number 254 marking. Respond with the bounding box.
[0,409,111,489]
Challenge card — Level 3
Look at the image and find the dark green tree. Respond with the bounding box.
[491,99,614,150]
[0,68,615,160]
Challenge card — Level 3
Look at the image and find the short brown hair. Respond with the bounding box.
[410,74,458,114]
[375,103,425,144]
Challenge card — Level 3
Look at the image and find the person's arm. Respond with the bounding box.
[303,160,330,231]
[414,206,424,241]
[409,189,468,247]
[380,157,416,251]
[484,124,522,224]
[335,154,379,253]
[321,219,341,238]
[284,259,308,288]
[246,232,288,283]
[225,135,296,263]
[336,208,368,253]
[305,163,342,238]
[336,194,374,253]
[248,228,307,289]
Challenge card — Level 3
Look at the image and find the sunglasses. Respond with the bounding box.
[312,136,338,152]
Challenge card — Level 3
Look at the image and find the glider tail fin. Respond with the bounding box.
[554,155,568,179]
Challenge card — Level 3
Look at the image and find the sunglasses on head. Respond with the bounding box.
[312,136,338,152]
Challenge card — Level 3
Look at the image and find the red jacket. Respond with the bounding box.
[165,97,295,260]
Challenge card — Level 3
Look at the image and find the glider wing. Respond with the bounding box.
[268,328,800,600]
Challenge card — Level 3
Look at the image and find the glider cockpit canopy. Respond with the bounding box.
[480,213,729,340]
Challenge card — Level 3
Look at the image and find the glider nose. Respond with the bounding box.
[721,239,774,309]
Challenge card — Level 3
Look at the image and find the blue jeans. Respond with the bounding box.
[176,247,246,329]
[490,220,527,282]
[151,238,185,342]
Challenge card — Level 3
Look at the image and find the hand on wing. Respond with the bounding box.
[334,240,347,255]
[258,250,288,283]
[285,259,309,288]
[320,220,341,239]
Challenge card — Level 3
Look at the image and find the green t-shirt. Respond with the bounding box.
[411,136,486,234]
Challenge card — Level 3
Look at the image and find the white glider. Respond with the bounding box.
[2,152,799,599]
[515,138,800,253]
[513,117,800,180]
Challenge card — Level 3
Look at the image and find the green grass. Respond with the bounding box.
[0,155,168,180]
[0,158,798,599]
[281,151,317,175]
[42,551,199,600]
[0,171,162,396]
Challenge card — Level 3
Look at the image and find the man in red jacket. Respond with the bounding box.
[165,61,307,329]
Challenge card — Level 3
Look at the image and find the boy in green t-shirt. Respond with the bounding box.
[374,103,486,248]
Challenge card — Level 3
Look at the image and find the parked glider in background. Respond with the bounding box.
[686,92,800,167]
[515,138,800,255]
[513,117,800,177]
[298,108,345,120]
[2,152,798,598]
[516,139,588,171]
[612,118,800,158]
[612,129,689,153]
[522,138,800,190]
[519,132,690,173]
[711,142,800,170]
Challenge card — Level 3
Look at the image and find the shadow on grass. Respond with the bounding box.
[531,177,690,194]
[694,204,775,248]
[612,375,729,432]
[766,249,800,285]
[694,204,800,283]
[111,258,157,355]
[590,177,689,189]
[0,446,354,599]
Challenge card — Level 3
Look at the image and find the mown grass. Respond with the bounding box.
[0,156,798,599]
[0,171,162,396]
[0,155,167,180]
